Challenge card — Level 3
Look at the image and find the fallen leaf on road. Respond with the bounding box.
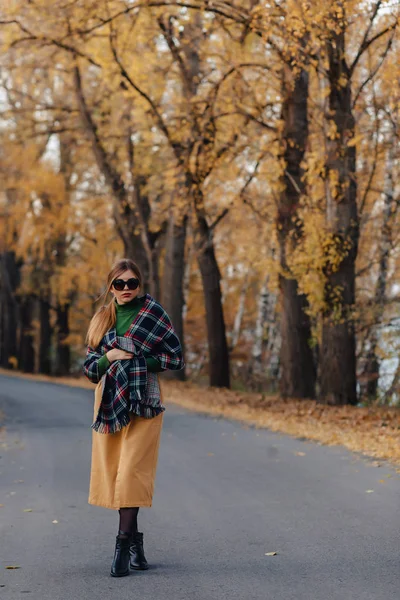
[0,504,3,507]
[52,520,58,524]
[295,452,306,456]
[5,566,21,569]
[379,480,386,484]
[265,552,278,556]
[23,509,32,512]
[207,453,214,456]
[366,490,374,493]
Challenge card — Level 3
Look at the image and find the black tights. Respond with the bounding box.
[118,507,139,538]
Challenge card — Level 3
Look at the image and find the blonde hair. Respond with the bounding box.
[86,258,143,348]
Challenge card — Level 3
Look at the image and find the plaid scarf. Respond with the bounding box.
[83,294,184,434]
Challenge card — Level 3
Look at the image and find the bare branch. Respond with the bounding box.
[352,30,396,107]
[157,16,193,98]
[352,0,383,70]
[209,207,229,231]
[237,109,277,132]
[108,28,184,163]
[240,159,261,197]
[350,13,398,75]
[73,63,125,198]
[0,18,101,67]
[70,1,248,37]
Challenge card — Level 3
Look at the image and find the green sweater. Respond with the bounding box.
[97,296,162,378]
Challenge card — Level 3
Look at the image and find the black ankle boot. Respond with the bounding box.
[110,532,131,577]
[130,531,149,570]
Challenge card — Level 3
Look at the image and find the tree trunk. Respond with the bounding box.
[38,295,52,374]
[266,309,281,383]
[248,275,280,391]
[130,168,163,298]
[383,358,400,404]
[279,279,315,398]
[0,252,20,368]
[277,65,316,399]
[157,15,229,386]
[250,275,269,379]
[74,65,149,285]
[194,190,230,388]
[360,143,396,401]
[18,294,35,373]
[54,302,71,376]
[319,19,359,405]
[230,272,249,351]
[161,212,187,381]
[148,247,160,299]
[113,201,150,290]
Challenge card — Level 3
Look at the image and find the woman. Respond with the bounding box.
[83,258,184,578]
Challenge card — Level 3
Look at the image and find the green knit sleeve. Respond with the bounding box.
[146,356,162,373]
[97,354,110,378]
[98,354,160,375]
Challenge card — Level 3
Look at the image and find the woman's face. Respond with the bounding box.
[111,269,141,305]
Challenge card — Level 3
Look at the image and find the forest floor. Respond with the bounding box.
[1,368,399,468]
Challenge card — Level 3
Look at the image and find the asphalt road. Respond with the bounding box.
[0,374,399,600]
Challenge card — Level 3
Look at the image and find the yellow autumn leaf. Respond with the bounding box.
[347,134,364,147]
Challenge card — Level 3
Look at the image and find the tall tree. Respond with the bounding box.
[0,250,21,369]
[319,1,396,404]
[277,63,316,399]
[162,211,187,380]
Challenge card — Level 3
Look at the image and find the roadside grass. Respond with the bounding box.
[1,368,399,467]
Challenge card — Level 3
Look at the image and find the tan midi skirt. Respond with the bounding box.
[88,380,164,510]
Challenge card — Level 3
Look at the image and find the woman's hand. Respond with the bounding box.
[106,349,134,363]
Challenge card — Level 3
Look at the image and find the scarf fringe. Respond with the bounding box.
[91,410,131,434]
[129,401,165,419]
[91,403,165,434]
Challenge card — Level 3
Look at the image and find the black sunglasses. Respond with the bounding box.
[112,277,140,291]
